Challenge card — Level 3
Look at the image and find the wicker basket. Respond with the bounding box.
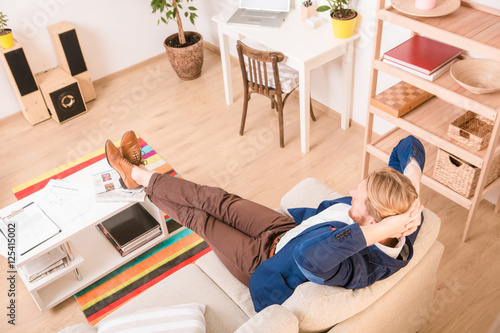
[447,111,493,151]
[433,149,500,198]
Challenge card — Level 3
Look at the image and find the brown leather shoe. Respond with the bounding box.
[105,140,140,189]
[120,130,146,166]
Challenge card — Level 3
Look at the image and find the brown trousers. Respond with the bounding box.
[145,173,297,286]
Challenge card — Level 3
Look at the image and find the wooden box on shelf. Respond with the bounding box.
[433,149,500,198]
[447,111,493,151]
[370,81,434,118]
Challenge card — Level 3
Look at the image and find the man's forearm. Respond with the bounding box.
[360,224,391,247]
[360,199,422,246]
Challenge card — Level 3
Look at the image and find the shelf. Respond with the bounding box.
[374,58,500,121]
[369,97,500,168]
[379,2,500,60]
[32,223,168,311]
[367,0,500,241]
[367,128,474,208]
[17,245,85,293]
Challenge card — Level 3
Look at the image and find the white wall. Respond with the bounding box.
[0,0,499,202]
[0,0,228,119]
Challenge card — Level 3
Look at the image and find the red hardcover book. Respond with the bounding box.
[383,35,462,75]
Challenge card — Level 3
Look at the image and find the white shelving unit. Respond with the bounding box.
[363,0,500,242]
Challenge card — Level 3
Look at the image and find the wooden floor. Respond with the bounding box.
[0,48,499,333]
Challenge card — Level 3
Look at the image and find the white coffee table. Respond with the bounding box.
[0,159,167,311]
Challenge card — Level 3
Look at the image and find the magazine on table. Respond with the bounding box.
[17,245,69,283]
[92,170,146,202]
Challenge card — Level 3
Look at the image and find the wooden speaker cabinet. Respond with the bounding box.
[47,21,96,103]
[36,67,87,124]
[0,40,50,125]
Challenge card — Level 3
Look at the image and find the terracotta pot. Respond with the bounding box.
[163,31,204,80]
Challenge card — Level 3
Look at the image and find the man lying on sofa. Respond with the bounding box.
[105,132,425,312]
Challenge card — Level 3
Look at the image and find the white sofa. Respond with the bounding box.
[60,178,444,333]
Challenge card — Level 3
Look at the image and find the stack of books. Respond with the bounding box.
[96,203,162,257]
[383,35,462,81]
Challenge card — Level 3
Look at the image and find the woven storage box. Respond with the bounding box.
[433,149,500,198]
[447,111,493,151]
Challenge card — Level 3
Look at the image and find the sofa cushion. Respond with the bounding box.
[95,264,249,333]
[279,178,441,332]
[235,304,298,333]
[97,304,206,333]
[196,251,256,317]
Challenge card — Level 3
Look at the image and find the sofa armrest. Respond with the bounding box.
[235,304,298,333]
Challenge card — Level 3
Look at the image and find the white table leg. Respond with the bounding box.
[341,41,355,130]
[217,25,233,105]
[299,66,311,154]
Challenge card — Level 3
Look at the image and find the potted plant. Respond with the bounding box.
[317,0,358,39]
[0,12,14,49]
[150,0,203,80]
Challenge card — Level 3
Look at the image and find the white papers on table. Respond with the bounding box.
[1,202,61,256]
[95,188,146,202]
[17,245,69,283]
[36,179,93,228]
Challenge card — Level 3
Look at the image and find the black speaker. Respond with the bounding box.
[59,29,87,76]
[36,67,87,123]
[47,21,96,102]
[49,82,86,123]
[4,48,38,96]
[0,41,50,125]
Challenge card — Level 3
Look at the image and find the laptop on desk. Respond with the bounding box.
[227,0,290,28]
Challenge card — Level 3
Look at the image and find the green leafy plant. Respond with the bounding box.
[317,0,355,19]
[150,0,198,46]
[0,12,9,36]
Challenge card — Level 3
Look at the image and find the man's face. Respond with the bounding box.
[349,180,374,226]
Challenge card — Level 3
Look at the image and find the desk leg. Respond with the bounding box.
[217,25,233,105]
[341,41,355,130]
[299,65,311,154]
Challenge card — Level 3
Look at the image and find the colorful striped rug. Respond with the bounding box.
[12,136,212,325]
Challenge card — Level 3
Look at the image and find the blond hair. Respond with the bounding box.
[365,167,418,222]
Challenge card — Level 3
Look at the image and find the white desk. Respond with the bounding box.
[212,9,360,153]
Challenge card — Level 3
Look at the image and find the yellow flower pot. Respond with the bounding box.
[0,29,14,49]
[330,11,358,39]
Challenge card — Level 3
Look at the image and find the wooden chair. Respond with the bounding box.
[236,40,316,148]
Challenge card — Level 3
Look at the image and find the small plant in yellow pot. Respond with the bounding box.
[317,0,357,39]
[0,12,14,49]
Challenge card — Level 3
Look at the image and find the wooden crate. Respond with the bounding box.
[447,111,493,151]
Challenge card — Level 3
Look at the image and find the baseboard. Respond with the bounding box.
[94,53,167,85]
[94,41,366,135]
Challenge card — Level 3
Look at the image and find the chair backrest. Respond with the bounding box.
[236,40,285,96]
